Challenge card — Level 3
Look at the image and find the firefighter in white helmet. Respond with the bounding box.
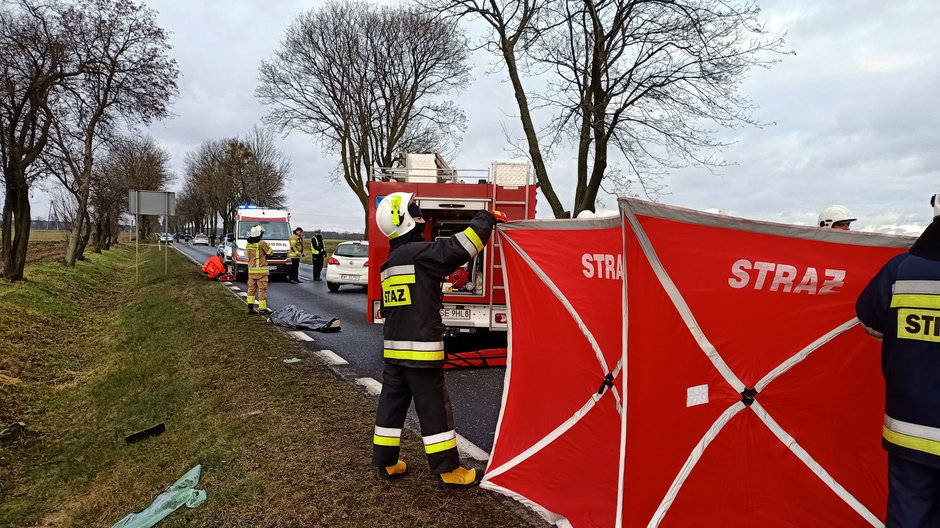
[818,205,856,231]
[372,191,505,487]
[245,224,274,315]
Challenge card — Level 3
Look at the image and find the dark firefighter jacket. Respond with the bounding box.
[380,210,497,368]
[857,219,940,468]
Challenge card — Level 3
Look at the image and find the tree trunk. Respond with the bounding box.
[1,176,31,281]
[501,42,568,219]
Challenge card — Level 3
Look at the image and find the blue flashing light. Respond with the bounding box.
[238,204,258,209]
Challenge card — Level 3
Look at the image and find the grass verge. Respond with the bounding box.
[0,246,532,527]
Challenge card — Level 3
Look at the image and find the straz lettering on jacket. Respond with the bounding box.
[382,265,415,307]
[892,280,940,343]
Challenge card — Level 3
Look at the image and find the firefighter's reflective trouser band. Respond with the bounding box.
[247,275,268,306]
[884,415,940,457]
[372,363,459,474]
[454,227,484,257]
[383,340,444,362]
[891,280,940,343]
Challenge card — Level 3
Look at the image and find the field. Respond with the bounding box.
[0,246,534,527]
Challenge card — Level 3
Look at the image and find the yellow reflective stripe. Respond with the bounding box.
[884,425,940,456]
[373,435,401,447]
[248,269,269,274]
[383,349,445,361]
[891,294,940,310]
[381,274,416,288]
[463,227,483,251]
[390,195,402,226]
[424,438,457,454]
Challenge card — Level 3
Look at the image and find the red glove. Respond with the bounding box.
[492,210,508,224]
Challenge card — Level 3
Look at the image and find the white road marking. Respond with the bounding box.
[315,349,347,365]
[238,292,248,297]
[356,377,382,396]
[457,433,490,461]
[289,331,314,342]
[229,286,240,290]
[223,281,233,285]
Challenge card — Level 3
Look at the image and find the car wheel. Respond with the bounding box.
[327,281,340,292]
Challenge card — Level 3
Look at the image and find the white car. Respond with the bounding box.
[192,233,209,246]
[158,232,173,243]
[325,241,369,292]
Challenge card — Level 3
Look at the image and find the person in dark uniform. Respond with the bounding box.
[857,194,940,528]
[371,191,506,487]
[310,229,325,281]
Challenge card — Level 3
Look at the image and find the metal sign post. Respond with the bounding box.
[129,190,176,282]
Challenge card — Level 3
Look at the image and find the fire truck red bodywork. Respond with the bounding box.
[366,175,537,333]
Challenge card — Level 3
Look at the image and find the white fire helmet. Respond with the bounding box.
[817,205,856,228]
[376,192,416,239]
[249,225,265,237]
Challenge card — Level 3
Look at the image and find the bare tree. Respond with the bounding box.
[181,127,288,236]
[0,0,76,281]
[90,135,171,250]
[47,0,177,265]
[257,1,469,233]
[425,0,786,217]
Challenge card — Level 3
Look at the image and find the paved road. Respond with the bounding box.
[173,242,506,455]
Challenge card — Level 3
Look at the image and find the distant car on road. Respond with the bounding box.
[159,233,173,243]
[326,241,368,292]
[192,233,209,246]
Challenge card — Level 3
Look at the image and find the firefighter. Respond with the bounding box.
[372,192,505,487]
[818,205,856,230]
[310,229,325,281]
[288,226,304,284]
[856,195,940,527]
[245,225,274,315]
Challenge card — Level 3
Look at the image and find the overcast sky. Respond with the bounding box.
[32,0,940,235]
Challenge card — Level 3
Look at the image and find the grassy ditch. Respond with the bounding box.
[0,246,532,527]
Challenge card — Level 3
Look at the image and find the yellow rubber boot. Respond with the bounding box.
[439,466,482,488]
[377,460,408,480]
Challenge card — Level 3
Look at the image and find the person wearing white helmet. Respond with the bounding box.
[818,205,856,231]
[372,191,506,488]
[245,224,274,315]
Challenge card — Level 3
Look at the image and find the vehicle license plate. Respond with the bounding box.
[341,274,357,280]
[441,308,471,320]
[267,265,277,270]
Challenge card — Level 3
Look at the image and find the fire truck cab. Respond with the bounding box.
[367,154,537,334]
[232,205,293,281]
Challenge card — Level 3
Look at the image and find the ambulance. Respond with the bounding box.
[366,154,537,335]
[232,205,292,281]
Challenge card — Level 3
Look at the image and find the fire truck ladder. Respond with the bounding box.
[489,164,533,324]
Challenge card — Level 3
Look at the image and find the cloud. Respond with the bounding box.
[26,0,940,237]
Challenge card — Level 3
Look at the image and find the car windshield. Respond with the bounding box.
[335,243,368,258]
[237,221,291,239]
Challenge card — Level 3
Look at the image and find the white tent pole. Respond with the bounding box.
[616,210,629,528]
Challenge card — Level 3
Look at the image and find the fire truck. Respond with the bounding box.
[366,154,537,335]
[232,205,293,281]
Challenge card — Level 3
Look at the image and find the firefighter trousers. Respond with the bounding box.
[372,362,459,474]
[288,258,300,281]
[246,273,268,301]
[887,453,940,528]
